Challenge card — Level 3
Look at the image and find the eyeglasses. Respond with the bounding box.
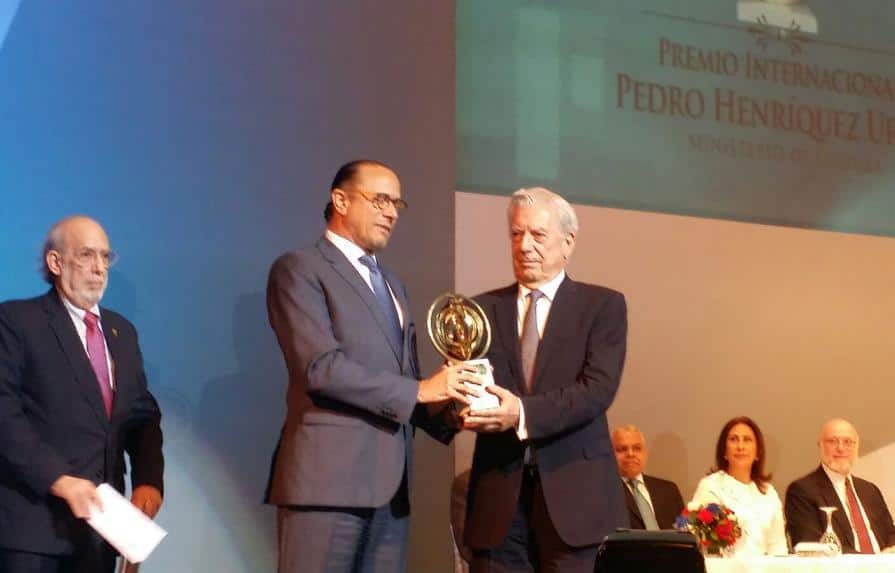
[823,437,857,449]
[62,247,119,269]
[352,188,408,212]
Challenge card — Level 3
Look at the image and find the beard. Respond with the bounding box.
[73,282,106,308]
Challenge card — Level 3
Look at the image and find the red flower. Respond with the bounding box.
[715,520,734,542]
[698,509,714,525]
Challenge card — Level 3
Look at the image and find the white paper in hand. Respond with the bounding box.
[87,484,167,563]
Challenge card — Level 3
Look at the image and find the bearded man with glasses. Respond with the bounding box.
[0,216,164,573]
[785,418,895,553]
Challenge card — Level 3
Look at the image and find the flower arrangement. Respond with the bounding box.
[675,502,742,556]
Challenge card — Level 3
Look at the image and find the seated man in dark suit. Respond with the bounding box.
[785,418,895,554]
[611,425,684,530]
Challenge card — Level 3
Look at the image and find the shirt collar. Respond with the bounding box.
[518,270,566,302]
[325,229,371,264]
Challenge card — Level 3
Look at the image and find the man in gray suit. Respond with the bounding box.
[266,159,478,573]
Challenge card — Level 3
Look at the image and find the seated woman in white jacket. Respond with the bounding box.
[690,416,788,556]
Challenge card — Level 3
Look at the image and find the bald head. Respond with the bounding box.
[43,216,113,310]
[819,418,860,476]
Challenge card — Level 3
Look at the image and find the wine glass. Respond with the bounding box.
[818,506,842,555]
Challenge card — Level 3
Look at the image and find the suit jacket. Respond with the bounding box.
[623,474,685,530]
[465,276,629,549]
[0,289,163,555]
[785,465,895,553]
[265,237,448,509]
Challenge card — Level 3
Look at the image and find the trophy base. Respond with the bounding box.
[460,358,499,411]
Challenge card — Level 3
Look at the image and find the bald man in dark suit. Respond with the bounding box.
[786,418,895,554]
[611,425,684,530]
[265,160,478,573]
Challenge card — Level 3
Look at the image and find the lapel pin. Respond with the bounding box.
[111,327,118,337]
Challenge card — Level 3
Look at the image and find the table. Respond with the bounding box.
[705,555,895,572]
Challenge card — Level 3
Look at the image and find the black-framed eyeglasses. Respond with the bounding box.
[352,188,408,212]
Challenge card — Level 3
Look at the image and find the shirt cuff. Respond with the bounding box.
[515,397,528,440]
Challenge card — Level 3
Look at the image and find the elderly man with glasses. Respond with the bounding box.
[785,418,895,553]
[0,216,164,573]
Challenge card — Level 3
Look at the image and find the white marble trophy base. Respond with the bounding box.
[460,358,499,411]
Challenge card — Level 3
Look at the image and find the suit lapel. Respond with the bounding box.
[43,292,110,427]
[102,312,123,417]
[317,238,403,363]
[493,288,524,394]
[379,265,412,369]
[529,277,575,392]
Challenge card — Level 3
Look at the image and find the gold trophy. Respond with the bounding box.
[426,293,499,410]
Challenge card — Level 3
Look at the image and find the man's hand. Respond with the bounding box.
[50,475,101,519]
[462,384,521,433]
[132,485,163,518]
[417,363,484,405]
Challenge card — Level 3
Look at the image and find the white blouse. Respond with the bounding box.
[690,471,788,556]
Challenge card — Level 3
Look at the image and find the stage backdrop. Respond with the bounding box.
[454,0,895,518]
[1,2,455,572]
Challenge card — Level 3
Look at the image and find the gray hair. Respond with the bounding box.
[611,424,645,442]
[507,187,578,236]
[40,220,68,284]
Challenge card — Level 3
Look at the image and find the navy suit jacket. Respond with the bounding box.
[265,237,449,509]
[623,474,685,530]
[465,277,629,548]
[0,289,163,555]
[785,465,895,553]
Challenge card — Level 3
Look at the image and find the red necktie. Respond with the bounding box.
[845,478,874,554]
[84,312,113,417]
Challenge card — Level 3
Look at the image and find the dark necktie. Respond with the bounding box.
[520,290,543,393]
[628,478,660,530]
[83,312,113,417]
[359,255,403,357]
[845,477,874,553]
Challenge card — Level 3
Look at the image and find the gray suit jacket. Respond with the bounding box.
[264,237,447,508]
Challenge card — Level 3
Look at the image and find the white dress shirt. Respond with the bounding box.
[515,270,565,439]
[60,292,115,388]
[822,464,881,553]
[690,470,788,556]
[325,229,404,327]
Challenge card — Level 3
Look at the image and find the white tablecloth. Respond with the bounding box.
[705,555,895,573]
